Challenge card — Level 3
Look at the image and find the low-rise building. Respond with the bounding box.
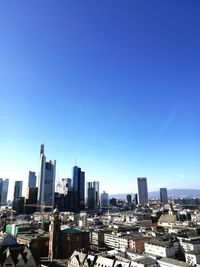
[185,250,200,265]
[144,239,176,258]
[90,230,109,247]
[0,233,38,267]
[17,232,49,259]
[157,257,190,267]
[178,236,200,252]
[158,214,177,228]
[104,232,119,249]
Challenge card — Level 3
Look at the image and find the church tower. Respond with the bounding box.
[48,208,61,261]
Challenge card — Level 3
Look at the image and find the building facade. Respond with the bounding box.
[38,144,56,208]
[144,240,176,258]
[137,177,148,205]
[0,178,9,205]
[87,181,99,210]
[62,178,72,195]
[14,181,23,199]
[25,187,38,214]
[72,166,85,210]
[160,188,168,204]
[28,171,36,187]
[101,191,109,208]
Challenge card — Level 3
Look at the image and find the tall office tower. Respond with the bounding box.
[72,166,85,210]
[126,194,132,203]
[28,171,36,187]
[101,191,109,207]
[25,187,38,214]
[0,179,9,205]
[134,193,138,205]
[13,181,23,199]
[62,178,71,195]
[160,188,168,204]
[87,181,100,210]
[38,144,56,207]
[137,177,148,205]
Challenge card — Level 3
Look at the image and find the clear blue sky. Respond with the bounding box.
[0,1,200,199]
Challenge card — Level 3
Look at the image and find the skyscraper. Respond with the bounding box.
[13,181,23,199]
[28,171,36,187]
[72,166,85,210]
[101,191,109,208]
[25,187,38,214]
[160,188,168,204]
[134,193,138,205]
[0,179,9,205]
[87,181,100,210]
[137,177,148,205]
[126,194,132,203]
[62,178,72,195]
[38,144,56,207]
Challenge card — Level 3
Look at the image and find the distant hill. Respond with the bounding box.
[110,189,200,199]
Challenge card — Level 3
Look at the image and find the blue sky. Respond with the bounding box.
[0,1,200,199]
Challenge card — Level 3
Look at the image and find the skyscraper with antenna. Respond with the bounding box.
[38,144,56,208]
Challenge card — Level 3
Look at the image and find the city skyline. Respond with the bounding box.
[0,1,200,200]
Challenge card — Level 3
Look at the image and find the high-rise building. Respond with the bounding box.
[72,166,85,210]
[101,191,109,207]
[62,178,71,195]
[38,144,56,207]
[0,179,9,205]
[134,193,138,205]
[160,188,168,204]
[87,181,100,210]
[137,177,148,205]
[25,187,38,214]
[28,171,36,187]
[14,181,23,199]
[126,194,132,203]
[13,181,23,212]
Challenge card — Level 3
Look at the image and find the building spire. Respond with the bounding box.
[40,144,44,156]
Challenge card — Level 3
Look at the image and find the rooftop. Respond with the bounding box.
[157,257,190,267]
[145,239,175,248]
[62,227,82,234]
[185,250,200,255]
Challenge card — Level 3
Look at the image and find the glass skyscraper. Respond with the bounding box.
[87,181,100,210]
[101,191,109,207]
[38,144,56,207]
[137,177,148,205]
[14,181,23,199]
[72,166,85,210]
[160,187,168,204]
[0,179,9,205]
[28,171,36,187]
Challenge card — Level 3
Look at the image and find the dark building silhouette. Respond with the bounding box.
[72,166,85,210]
[109,198,117,206]
[135,193,138,205]
[87,181,99,210]
[160,188,168,204]
[28,171,36,187]
[25,187,38,214]
[137,177,148,205]
[12,197,25,214]
[126,194,132,203]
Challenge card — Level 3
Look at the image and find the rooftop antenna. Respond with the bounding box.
[75,157,77,166]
